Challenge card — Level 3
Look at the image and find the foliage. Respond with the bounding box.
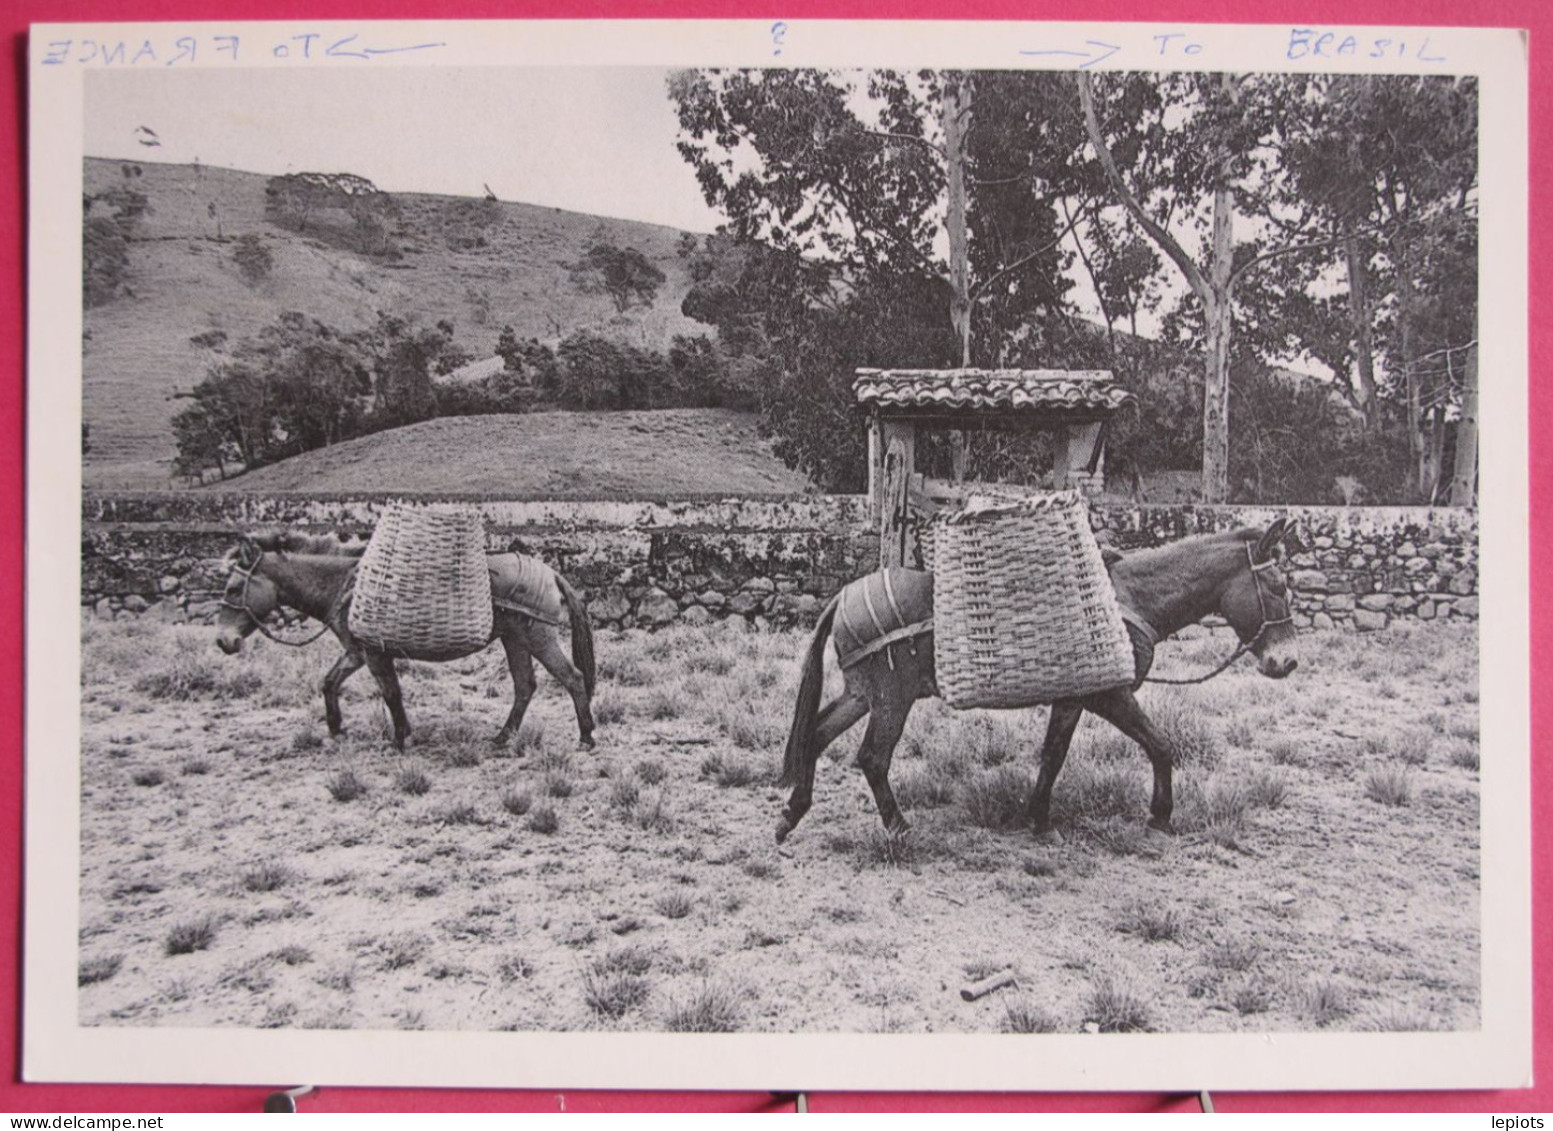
[263,172,400,257]
[570,241,667,312]
[231,234,274,285]
[82,179,150,308]
[170,311,467,481]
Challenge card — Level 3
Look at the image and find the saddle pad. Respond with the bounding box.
[487,553,564,625]
[833,568,934,669]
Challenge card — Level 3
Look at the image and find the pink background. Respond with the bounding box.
[1,0,1545,1113]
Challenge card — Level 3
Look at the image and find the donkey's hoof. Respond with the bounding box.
[1147,817,1177,836]
[578,736,596,751]
[775,817,794,844]
[1032,826,1064,845]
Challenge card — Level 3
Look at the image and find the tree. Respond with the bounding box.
[82,177,151,308]
[570,242,667,312]
[231,234,274,285]
[264,172,400,256]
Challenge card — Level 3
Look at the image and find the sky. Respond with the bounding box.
[85,66,727,233]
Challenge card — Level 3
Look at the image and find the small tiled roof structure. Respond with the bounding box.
[854,368,1134,420]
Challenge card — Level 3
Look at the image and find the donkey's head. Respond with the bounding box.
[215,538,279,655]
[1217,519,1300,679]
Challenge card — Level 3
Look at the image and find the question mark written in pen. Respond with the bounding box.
[770,21,788,55]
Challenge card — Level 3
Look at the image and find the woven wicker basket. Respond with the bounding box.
[348,503,494,660]
[931,491,1134,709]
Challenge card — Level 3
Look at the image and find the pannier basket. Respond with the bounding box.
[348,502,494,660]
[931,490,1135,709]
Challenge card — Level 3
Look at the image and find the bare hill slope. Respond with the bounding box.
[82,157,712,489]
[220,410,814,497]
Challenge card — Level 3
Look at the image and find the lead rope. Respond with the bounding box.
[1140,545,1294,687]
[221,551,346,649]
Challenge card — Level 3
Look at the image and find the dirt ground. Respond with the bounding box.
[77,615,1480,1035]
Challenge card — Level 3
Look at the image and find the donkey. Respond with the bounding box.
[777,519,1301,843]
[215,530,596,751]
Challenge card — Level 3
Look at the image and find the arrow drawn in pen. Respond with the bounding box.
[1018,39,1122,69]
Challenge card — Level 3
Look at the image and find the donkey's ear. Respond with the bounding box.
[1281,519,1303,554]
[1254,518,1287,562]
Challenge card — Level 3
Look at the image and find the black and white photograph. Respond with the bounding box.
[26,20,1530,1092]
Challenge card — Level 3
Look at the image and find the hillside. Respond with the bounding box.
[217,410,814,497]
[81,157,713,489]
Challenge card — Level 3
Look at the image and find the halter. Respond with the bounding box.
[1141,541,1296,686]
[220,547,337,648]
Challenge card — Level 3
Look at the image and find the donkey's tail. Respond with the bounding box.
[556,575,596,696]
[779,595,840,790]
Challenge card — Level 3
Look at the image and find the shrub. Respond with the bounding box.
[232,234,274,284]
[528,804,560,834]
[500,785,533,816]
[655,890,694,920]
[397,766,432,796]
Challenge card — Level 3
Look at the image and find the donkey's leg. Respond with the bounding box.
[322,649,365,738]
[857,661,913,832]
[1027,701,1084,835]
[1086,688,1175,833]
[492,630,538,750]
[363,651,411,751]
[781,692,868,838]
[529,624,595,749]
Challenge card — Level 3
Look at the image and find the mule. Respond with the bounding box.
[215,531,597,751]
[776,519,1301,843]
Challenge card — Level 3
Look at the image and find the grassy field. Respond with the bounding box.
[82,157,709,488]
[77,616,1479,1034]
[220,409,814,495]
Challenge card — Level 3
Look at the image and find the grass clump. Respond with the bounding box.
[241,862,297,893]
[165,916,218,956]
[655,890,694,920]
[528,804,560,835]
[131,768,165,788]
[1087,974,1152,1033]
[396,766,432,796]
[500,784,533,816]
[664,979,744,1032]
[79,954,123,986]
[959,765,1029,830]
[1001,995,1061,1034]
[1114,903,1183,943]
[1364,764,1414,807]
[326,768,368,802]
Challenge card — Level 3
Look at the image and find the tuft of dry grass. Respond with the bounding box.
[396,766,432,796]
[79,954,123,986]
[634,759,669,786]
[663,979,744,1032]
[1364,764,1414,807]
[1114,902,1183,943]
[959,765,1029,830]
[1445,738,1480,772]
[131,768,165,787]
[165,916,218,956]
[528,804,560,835]
[241,862,297,893]
[500,784,533,816]
[1244,768,1291,810]
[1299,977,1351,1027]
[583,969,651,1020]
[655,890,694,920]
[326,768,368,803]
[1087,974,1152,1033]
[1001,995,1061,1034]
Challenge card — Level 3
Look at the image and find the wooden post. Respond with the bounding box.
[876,420,916,569]
[1057,421,1105,494]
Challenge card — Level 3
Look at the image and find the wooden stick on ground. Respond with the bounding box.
[960,969,1018,1002]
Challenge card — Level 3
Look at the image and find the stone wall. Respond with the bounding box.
[82,494,877,631]
[82,493,1476,633]
[1088,504,1479,633]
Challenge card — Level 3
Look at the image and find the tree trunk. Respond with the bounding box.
[1343,218,1378,431]
[1201,78,1239,505]
[1449,343,1478,505]
[1396,235,1425,501]
[943,77,972,367]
